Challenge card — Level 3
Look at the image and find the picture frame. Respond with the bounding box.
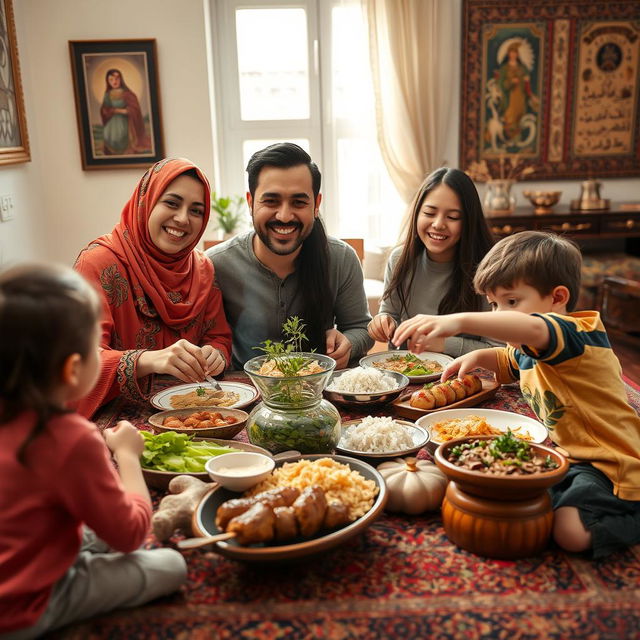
[460,0,640,180]
[0,0,30,166]
[69,39,164,170]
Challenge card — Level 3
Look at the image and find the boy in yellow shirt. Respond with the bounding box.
[393,231,640,558]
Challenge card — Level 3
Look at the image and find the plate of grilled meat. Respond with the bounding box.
[190,454,388,562]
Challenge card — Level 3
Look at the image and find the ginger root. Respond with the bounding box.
[152,475,214,542]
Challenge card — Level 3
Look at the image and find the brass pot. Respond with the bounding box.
[523,190,562,215]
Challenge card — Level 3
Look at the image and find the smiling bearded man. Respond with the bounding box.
[206,142,372,370]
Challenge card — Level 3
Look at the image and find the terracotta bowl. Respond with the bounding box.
[434,435,569,501]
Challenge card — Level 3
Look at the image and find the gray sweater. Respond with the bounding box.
[379,246,500,357]
[207,232,373,369]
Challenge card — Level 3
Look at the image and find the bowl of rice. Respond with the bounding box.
[337,416,430,460]
[324,367,409,407]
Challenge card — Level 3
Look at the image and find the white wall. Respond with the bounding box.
[1,0,215,266]
[0,0,637,268]
[0,0,46,266]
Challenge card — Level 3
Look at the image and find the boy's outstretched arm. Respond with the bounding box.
[392,311,550,353]
[441,348,500,381]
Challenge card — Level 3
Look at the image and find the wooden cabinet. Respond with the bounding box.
[486,205,640,255]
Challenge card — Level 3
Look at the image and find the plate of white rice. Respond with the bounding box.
[324,368,409,407]
[337,416,430,459]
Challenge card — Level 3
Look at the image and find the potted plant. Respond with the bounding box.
[211,192,247,239]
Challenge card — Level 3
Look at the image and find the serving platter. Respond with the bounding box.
[415,407,549,455]
[150,381,258,411]
[359,350,454,383]
[392,378,500,421]
[191,453,387,562]
[336,419,430,461]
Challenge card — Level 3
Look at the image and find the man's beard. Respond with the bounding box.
[255,221,312,256]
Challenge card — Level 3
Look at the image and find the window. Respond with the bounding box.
[210,0,404,247]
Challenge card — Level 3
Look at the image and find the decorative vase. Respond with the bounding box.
[484,179,516,214]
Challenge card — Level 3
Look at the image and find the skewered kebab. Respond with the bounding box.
[215,486,300,529]
[210,485,351,546]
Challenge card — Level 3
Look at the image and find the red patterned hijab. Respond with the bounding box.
[95,157,213,328]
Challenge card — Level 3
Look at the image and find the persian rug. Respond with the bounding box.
[47,377,640,639]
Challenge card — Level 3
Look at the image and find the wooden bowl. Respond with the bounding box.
[148,407,248,439]
[434,435,568,501]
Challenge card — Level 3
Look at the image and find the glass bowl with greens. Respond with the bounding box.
[243,353,340,455]
[244,352,336,408]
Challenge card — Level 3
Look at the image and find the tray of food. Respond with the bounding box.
[391,374,500,420]
[151,381,258,411]
[190,454,387,562]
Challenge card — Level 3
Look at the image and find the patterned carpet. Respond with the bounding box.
[48,379,640,639]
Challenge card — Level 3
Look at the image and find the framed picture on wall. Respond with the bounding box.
[0,0,30,166]
[69,39,164,170]
[460,0,640,180]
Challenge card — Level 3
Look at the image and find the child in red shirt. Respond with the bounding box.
[0,263,186,638]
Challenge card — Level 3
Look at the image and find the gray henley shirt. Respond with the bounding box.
[207,231,373,369]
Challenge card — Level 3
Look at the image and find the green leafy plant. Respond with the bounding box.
[254,316,314,378]
[211,192,246,234]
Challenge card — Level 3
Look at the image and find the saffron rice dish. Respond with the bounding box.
[245,458,378,520]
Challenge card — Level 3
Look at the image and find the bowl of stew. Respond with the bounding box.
[433,432,569,500]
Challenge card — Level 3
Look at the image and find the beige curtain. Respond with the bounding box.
[365,0,455,203]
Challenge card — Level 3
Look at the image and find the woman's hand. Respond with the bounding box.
[136,339,209,383]
[325,329,352,370]
[367,314,397,343]
[201,345,225,376]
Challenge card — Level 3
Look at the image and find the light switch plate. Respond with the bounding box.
[0,194,15,221]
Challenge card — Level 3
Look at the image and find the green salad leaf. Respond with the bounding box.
[140,431,241,473]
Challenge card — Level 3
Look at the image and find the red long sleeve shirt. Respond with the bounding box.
[0,411,151,632]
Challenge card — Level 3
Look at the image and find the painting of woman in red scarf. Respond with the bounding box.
[100,68,151,155]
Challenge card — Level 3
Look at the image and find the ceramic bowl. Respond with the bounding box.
[205,452,275,492]
[359,350,453,383]
[416,408,549,455]
[148,407,248,439]
[324,369,409,407]
[434,435,569,501]
[192,453,387,562]
[141,438,272,490]
[336,418,429,461]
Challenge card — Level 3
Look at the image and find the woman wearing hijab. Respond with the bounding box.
[74,157,232,418]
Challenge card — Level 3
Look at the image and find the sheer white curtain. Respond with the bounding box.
[365,0,455,203]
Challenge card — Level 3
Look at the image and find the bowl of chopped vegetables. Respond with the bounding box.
[434,432,569,500]
[140,431,272,489]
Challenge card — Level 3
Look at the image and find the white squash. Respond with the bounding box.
[377,457,448,515]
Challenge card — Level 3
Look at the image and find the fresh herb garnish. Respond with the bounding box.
[254,316,315,378]
[195,386,206,397]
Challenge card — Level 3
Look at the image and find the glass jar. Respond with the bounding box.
[244,352,341,454]
[246,398,341,454]
[484,179,516,214]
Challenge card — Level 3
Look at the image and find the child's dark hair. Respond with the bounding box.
[0,263,101,463]
[473,231,582,311]
[383,167,494,315]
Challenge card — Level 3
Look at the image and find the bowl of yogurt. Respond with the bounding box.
[205,452,275,492]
